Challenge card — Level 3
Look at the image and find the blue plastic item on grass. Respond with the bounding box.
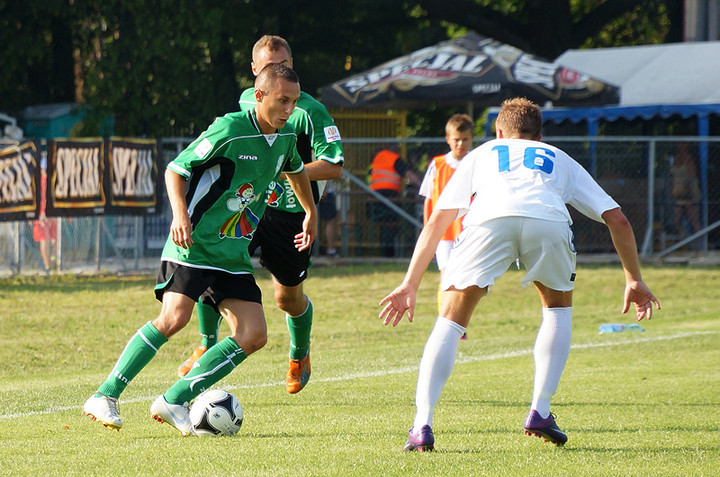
[598,323,645,334]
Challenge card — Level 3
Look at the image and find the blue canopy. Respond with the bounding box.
[487,103,720,136]
[541,103,720,125]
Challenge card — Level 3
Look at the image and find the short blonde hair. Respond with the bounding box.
[495,97,542,139]
[445,113,474,136]
[252,35,292,62]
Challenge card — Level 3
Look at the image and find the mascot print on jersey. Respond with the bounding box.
[220,183,260,240]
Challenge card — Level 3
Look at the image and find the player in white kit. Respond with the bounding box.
[379,97,660,451]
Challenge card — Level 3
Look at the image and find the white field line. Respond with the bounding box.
[1,330,716,420]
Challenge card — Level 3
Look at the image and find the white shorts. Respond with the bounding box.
[434,240,454,270]
[441,217,576,292]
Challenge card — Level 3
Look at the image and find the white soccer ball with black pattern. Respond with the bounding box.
[189,389,243,437]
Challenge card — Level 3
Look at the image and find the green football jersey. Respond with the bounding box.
[239,89,344,213]
[162,109,303,274]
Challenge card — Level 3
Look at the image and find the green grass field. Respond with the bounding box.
[1,263,718,476]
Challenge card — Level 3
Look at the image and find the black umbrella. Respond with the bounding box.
[321,32,619,109]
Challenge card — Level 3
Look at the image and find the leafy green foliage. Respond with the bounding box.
[0,1,682,137]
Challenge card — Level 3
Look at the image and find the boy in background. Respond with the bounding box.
[418,114,475,338]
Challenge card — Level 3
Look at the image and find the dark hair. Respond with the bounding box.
[255,63,299,90]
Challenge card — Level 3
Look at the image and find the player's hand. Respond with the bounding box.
[294,231,313,251]
[622,280,660,321]
[169,212,193,249]
[294,212,317,251]
[379,283,417,327]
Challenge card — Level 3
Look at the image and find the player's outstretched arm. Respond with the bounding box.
[165,168,193,249]
[286,168,317,251]
[602,207,660,321]
[379,208,458,327]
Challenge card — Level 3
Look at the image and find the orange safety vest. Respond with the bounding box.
[369,150,402,192]
[429,154,463,241]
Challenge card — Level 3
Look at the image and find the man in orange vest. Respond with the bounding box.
[419,114,474,339]
[368,148,420,256]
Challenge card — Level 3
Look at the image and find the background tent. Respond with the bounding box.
[488,41,720,136]
[321,32,619,111]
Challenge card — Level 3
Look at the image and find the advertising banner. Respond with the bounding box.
[0,141,40,221]
[46,138,106,216]
[46,138,158,216]
[107,138,159,214]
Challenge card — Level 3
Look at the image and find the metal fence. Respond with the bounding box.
[2,136,718,276]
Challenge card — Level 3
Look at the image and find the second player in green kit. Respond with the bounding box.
[178,35,344,395]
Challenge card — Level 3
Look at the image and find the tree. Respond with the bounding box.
[414,0,681,59]
[71,0,441,136]
[0,1,78,112]
[74,0,259,136]
[0,0,684,138]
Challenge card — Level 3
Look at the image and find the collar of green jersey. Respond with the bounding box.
[248,108,278,135]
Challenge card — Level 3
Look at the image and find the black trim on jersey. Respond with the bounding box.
[248,109,264,134]
[296,131,320,203]
[296,132,312,164]
[186,156,235,228]
[281,154,295,172]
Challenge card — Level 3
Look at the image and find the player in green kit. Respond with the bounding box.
[83,64,317,435]
[177,35,344,395]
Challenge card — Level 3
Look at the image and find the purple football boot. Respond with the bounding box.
[403,425,435,452]
[523,410,567,446]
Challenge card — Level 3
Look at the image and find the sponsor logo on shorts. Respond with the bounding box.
[324,125,341,142]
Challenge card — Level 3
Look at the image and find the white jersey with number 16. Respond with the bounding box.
[435,138,619,227]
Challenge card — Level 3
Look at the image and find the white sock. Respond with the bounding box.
[413,316,466,430]
[531,307,572,418]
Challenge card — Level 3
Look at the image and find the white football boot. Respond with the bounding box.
[150,395,194,436]
[83,394,123,430]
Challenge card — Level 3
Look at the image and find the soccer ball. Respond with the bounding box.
[189,389,243,437]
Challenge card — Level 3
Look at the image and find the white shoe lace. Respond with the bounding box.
[106,397,119,417]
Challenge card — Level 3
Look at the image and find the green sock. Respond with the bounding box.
[196,302,222,348]
[97,322,168,399]
[287,298,313,359]
[164,337,246,405]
